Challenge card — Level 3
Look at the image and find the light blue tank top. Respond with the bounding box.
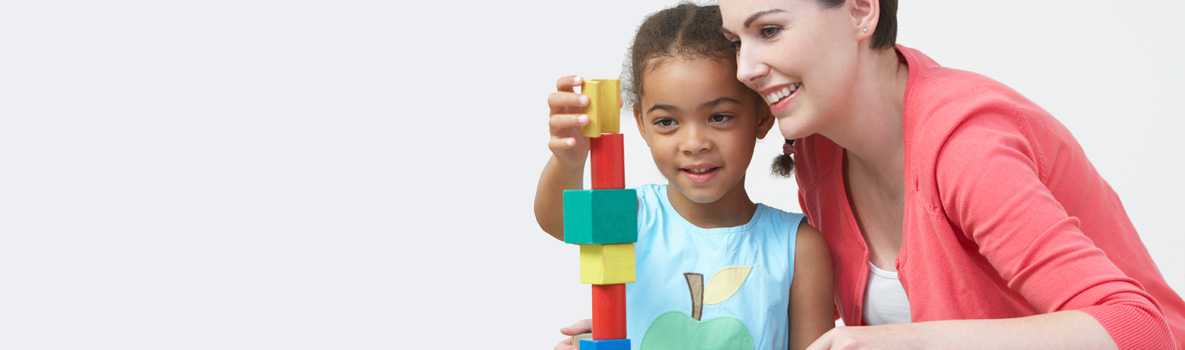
[626,184,802,350]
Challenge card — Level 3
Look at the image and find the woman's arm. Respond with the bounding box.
[808,310,1115,350]
[789,223,835,350]
[811,107,1175,349]
[927,110,1173,349]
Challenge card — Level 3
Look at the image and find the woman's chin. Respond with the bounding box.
[774,108,821,140]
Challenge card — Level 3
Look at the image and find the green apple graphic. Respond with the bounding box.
[640,267,754,350]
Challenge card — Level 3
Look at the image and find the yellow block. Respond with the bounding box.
[580,243,636,284]
[581,79,621,138]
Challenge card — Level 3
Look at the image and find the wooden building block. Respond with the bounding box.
[590,133,624,189]
[581,79,621,138]
[562,189,637,245]
[591,284,627,339]
[580,244,636,285]
[579,339,630,350]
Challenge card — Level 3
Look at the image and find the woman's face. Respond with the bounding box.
[720,0,863,140]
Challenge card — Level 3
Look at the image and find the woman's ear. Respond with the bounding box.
[848,0,880,43]
[755,105,775,140]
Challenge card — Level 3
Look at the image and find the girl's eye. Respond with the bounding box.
[709,113,734,124]
[759,25,782,39]
[653,118,677,129]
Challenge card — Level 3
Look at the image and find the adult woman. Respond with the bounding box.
[713,0,1185,348]
[551,0,1184,349]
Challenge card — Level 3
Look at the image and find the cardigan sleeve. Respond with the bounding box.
[933,109,1176,349]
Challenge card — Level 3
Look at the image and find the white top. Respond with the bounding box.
[862,262,912,325]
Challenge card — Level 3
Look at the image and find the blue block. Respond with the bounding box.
[579,339,630,350]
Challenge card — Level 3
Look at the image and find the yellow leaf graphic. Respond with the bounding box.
[703,266,752,305]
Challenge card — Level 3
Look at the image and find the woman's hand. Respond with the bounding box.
[547,75,591,168]
[552,319,592,350]
[806,324,925,350]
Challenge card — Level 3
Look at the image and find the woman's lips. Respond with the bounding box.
[769,86,800,114]
[763,82,802,115]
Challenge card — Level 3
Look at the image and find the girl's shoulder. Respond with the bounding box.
[751,204,807,239]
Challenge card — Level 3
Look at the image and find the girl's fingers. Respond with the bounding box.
[553,338,576,350]
[549,114,588,135]
[548,137,577,151]
[549,91,589,114]
[556,75,583,93]
[553,319,591,350]
[559,319,593,336]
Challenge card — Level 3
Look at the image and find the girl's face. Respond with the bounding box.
[720,0,864,140]
[634,57,772,204]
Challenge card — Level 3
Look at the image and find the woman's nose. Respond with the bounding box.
[736,45,769,86]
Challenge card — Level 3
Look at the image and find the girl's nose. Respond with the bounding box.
[679,126,713,155]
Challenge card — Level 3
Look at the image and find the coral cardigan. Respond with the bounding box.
[794,45,1184,349]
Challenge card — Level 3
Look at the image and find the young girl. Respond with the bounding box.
[534,4,833,350]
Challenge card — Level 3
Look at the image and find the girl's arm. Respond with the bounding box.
[534,75,591,240]
[789,223,835,350]
[534,156,585,240]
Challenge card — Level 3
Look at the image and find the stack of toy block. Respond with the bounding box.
[563,79,635,350]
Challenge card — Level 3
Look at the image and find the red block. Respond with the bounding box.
[591,284,627,339]
[590,133,625,189]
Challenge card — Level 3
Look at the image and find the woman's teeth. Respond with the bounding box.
[765,83,802,104]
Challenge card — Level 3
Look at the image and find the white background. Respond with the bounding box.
[1,1,1182,348]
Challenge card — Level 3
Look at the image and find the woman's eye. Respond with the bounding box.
[653,118,677,128]
[759,26,782,39]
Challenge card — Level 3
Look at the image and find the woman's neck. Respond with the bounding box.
[820,48,909,183]
[666,182,756,229]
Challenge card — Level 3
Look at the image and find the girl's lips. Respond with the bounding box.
[681,167,721,184]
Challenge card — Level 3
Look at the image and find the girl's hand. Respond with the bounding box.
[552,319,592,350]
[806,324,925,350]
[548,75,591,168]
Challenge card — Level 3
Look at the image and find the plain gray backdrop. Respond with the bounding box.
[1,0,1182,348]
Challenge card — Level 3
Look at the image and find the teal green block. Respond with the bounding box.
[562,189,638,245]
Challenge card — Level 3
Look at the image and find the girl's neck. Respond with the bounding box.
[820,48,909,183]
[666,182,756,229]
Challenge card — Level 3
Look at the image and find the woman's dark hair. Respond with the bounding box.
[624,3,797,176]
[819,0,898,49]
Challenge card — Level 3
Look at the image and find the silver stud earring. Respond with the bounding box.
[861,27,868,33]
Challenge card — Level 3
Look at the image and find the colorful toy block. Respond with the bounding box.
[590,133,625,189]
[562,189,637,245]
[591,284,627,339]
[579,339,630,350]
[580,244,636,284]
[580,79,621,138]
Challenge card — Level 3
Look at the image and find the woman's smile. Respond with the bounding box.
[761,82,802,114]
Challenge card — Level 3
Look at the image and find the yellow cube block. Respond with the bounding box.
[581,79,621,138]
[580,244,636,284]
